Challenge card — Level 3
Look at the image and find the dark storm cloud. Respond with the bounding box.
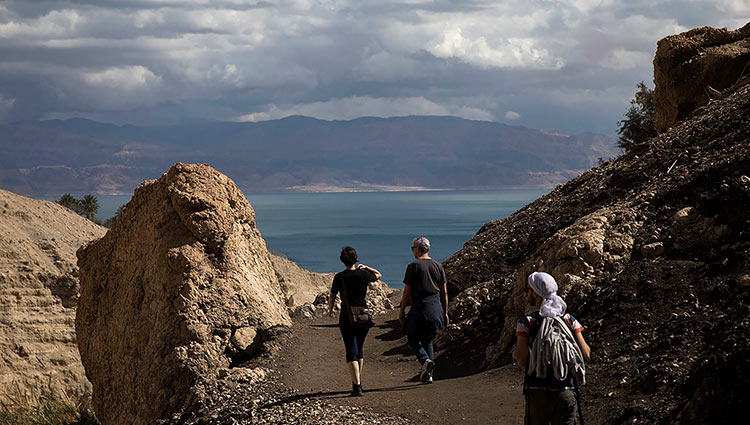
[0,0,747,132]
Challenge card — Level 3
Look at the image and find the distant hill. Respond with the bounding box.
[0,116,617,194]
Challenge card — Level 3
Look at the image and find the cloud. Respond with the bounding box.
[0,93,15,121]
[83,66,161,90]
[0,9,83,40]
[601,48,654,70]
[505,110,520,120]
[427,27,564,69]
[0,94,14,109]
[237,96,495,122]
[0,0,747,132]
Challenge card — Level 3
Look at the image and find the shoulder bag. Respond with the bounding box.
[340,275,375,327]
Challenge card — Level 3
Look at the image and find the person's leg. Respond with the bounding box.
[421,335,434,361]
[347,361,361,384]
[340,325,359,384]
[406,314,428,363]
[421,335,435,377]
[527,389,555,425]
[550,390,577,425]
[355,326,369,386]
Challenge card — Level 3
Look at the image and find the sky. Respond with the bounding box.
[0,1,747,134]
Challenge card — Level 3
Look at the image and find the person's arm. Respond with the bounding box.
[399,285,412,326]
[328,275,339,318]
[357,263,382,280]
[327,292,336,318]
[574,331,591,362]
[513,335,530,368]
[440,281,449,325]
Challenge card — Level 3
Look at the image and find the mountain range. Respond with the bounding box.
[0,115,618,194]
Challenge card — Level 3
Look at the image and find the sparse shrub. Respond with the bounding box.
[617,81,657,152]
[0,387,99,425]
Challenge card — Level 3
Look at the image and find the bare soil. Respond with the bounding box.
[270,299,526,425]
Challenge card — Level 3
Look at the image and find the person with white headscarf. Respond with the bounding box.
[513,272,591,425]
[527,271,568,317]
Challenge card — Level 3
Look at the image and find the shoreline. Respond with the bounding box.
[18,186,556,197]
[279,185,555,193]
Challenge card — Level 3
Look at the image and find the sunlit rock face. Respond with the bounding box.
[76,163,291,425]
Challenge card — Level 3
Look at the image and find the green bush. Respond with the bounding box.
[617,81,657,152]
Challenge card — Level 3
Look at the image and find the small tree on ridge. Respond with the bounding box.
[617,81,657,152]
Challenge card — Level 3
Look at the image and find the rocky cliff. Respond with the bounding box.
[442,28,750,424]
[76,163,293,425]
[0,189,105,406]
[654,23,750,132]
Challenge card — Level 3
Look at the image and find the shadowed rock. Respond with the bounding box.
[654,23,750,132]
[442,55,750,424]
[76,163,292,425]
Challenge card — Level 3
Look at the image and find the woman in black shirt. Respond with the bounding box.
[327,246,381,396]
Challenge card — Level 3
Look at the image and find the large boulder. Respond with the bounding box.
[76,163,291,425]
[0,189,105,406]
[653,23,750,132]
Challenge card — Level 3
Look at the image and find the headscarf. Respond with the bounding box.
[527,272,567,317]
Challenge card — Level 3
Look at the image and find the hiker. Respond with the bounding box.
[513,272,591,425]
[398,237,449,384]
[327,246,381,396]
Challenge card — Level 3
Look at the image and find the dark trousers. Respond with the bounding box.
[339,322,369,362]
[525,389,577,425]
[405,294,444,375]
[405,315,435,367]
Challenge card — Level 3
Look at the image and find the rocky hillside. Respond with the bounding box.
[0,190,105,406]
[442,25,749,424]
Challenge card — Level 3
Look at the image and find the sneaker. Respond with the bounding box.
[419,359,434,383]
[424,376,433,384]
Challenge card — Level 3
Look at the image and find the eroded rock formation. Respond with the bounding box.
[654,23,750,132]
[270,254,332,309]
[443,74,750,422]
[0,189,105,406]
[76,163,292,425]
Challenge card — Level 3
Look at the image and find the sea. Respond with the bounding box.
[40,189,548,289]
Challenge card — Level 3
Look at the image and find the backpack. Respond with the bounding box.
[527,316,586,385]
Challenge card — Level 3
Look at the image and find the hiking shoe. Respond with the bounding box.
[419,359,434,383]
[351,383,363,397]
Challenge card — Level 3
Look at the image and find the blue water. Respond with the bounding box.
[39,190,548,288]
[246,190,546,288]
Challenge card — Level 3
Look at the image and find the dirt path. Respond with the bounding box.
[272,303,525,424]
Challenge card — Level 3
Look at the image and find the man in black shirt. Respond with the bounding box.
[398,237,449,383]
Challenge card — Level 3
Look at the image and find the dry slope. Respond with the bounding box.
[441,33,750,425]
[0,189,105,406]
